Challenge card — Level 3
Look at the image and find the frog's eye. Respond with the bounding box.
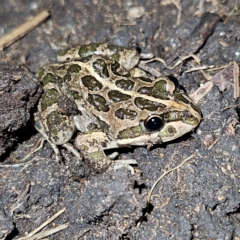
[144,115,164,131]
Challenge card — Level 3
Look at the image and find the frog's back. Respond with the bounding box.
[35,43,201,147]
[57,42,140,71]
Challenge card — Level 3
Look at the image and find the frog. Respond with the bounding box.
[34,43,201,171]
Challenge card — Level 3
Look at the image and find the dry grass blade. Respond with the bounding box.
[210,61,239,98]
[73,229,91,239]
[161,0,182,25]
[18,208,66,240]
[140,54,201,71]
[0,10,50,51]
[190,81,214,104]
[211,63,234,91]
[233,61,239,98]
[23,223,69,240]
[224,0,240,24]
[185,65,215,73]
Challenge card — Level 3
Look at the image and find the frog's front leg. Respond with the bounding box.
[34,113,62,161]
[75,131,136,172]
[34,111,81,162]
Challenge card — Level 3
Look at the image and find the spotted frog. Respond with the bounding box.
[35,43,201,170]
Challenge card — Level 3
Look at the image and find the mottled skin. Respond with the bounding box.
[35,43,201,170]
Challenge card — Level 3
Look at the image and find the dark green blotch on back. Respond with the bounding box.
[135,97,166,111]
[173,89,190,104]
[78,43,102,58]
[137,80,170,100]
[79,55,93,63]
[116,79,134,91]
[87,94,110,112]
[58,49,69,57]
[41,73,63,87]
[82,75,103,91]
[67,64,81,73]
[36,68,45,80]
[93,59,109,79]
[174,90,201,115]
[71,90,82,100]
[47,111,63,137]
[118,126,143,139]
[63,64,81,81]
[111,61,130,77]
[41,89,59,111]
[56,65,66,70]
[63,72,71,81]
[108,90,131,102]
[107,44,125,53]
[115,108,138,120]
[111,61,121,76]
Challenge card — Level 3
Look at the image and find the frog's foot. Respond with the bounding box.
[62,143,82,160]
[108,152,137,173]
[32,141,82,162]
[45,141,83,162]
[44,140,62,162]
[110,159,137,174]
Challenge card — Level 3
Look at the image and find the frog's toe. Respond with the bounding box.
[62,143,82,160]
[110,159,137,174]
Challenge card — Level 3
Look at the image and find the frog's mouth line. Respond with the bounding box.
[103,121,195,149]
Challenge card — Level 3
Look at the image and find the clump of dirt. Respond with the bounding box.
[0,63,42,157]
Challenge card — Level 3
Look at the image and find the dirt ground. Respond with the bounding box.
[0,0,240,239]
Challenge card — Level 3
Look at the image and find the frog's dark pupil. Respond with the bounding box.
[145,116,163,131]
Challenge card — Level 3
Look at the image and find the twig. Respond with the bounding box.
[10,137,45,162]
[23,223,69,240]
[208,136,221,150]
[10,182,30,216]
[0,10,50,51]
[18,208,66,240]
[137,152,198,226]
[221,103,240,111]
[224,0,240,24]
[73,229,91,239]
[185,65,215,73]
[189,81,214,104]
[161,0,182,25]
[233,61,239,98]
[140,54,201,70]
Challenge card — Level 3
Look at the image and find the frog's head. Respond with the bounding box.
[112,76,201,147]
[116,109,201,147]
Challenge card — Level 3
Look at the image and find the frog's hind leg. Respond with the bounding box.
[37,129,62,162]
[75,132,137,173]
[34,115,62,162]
